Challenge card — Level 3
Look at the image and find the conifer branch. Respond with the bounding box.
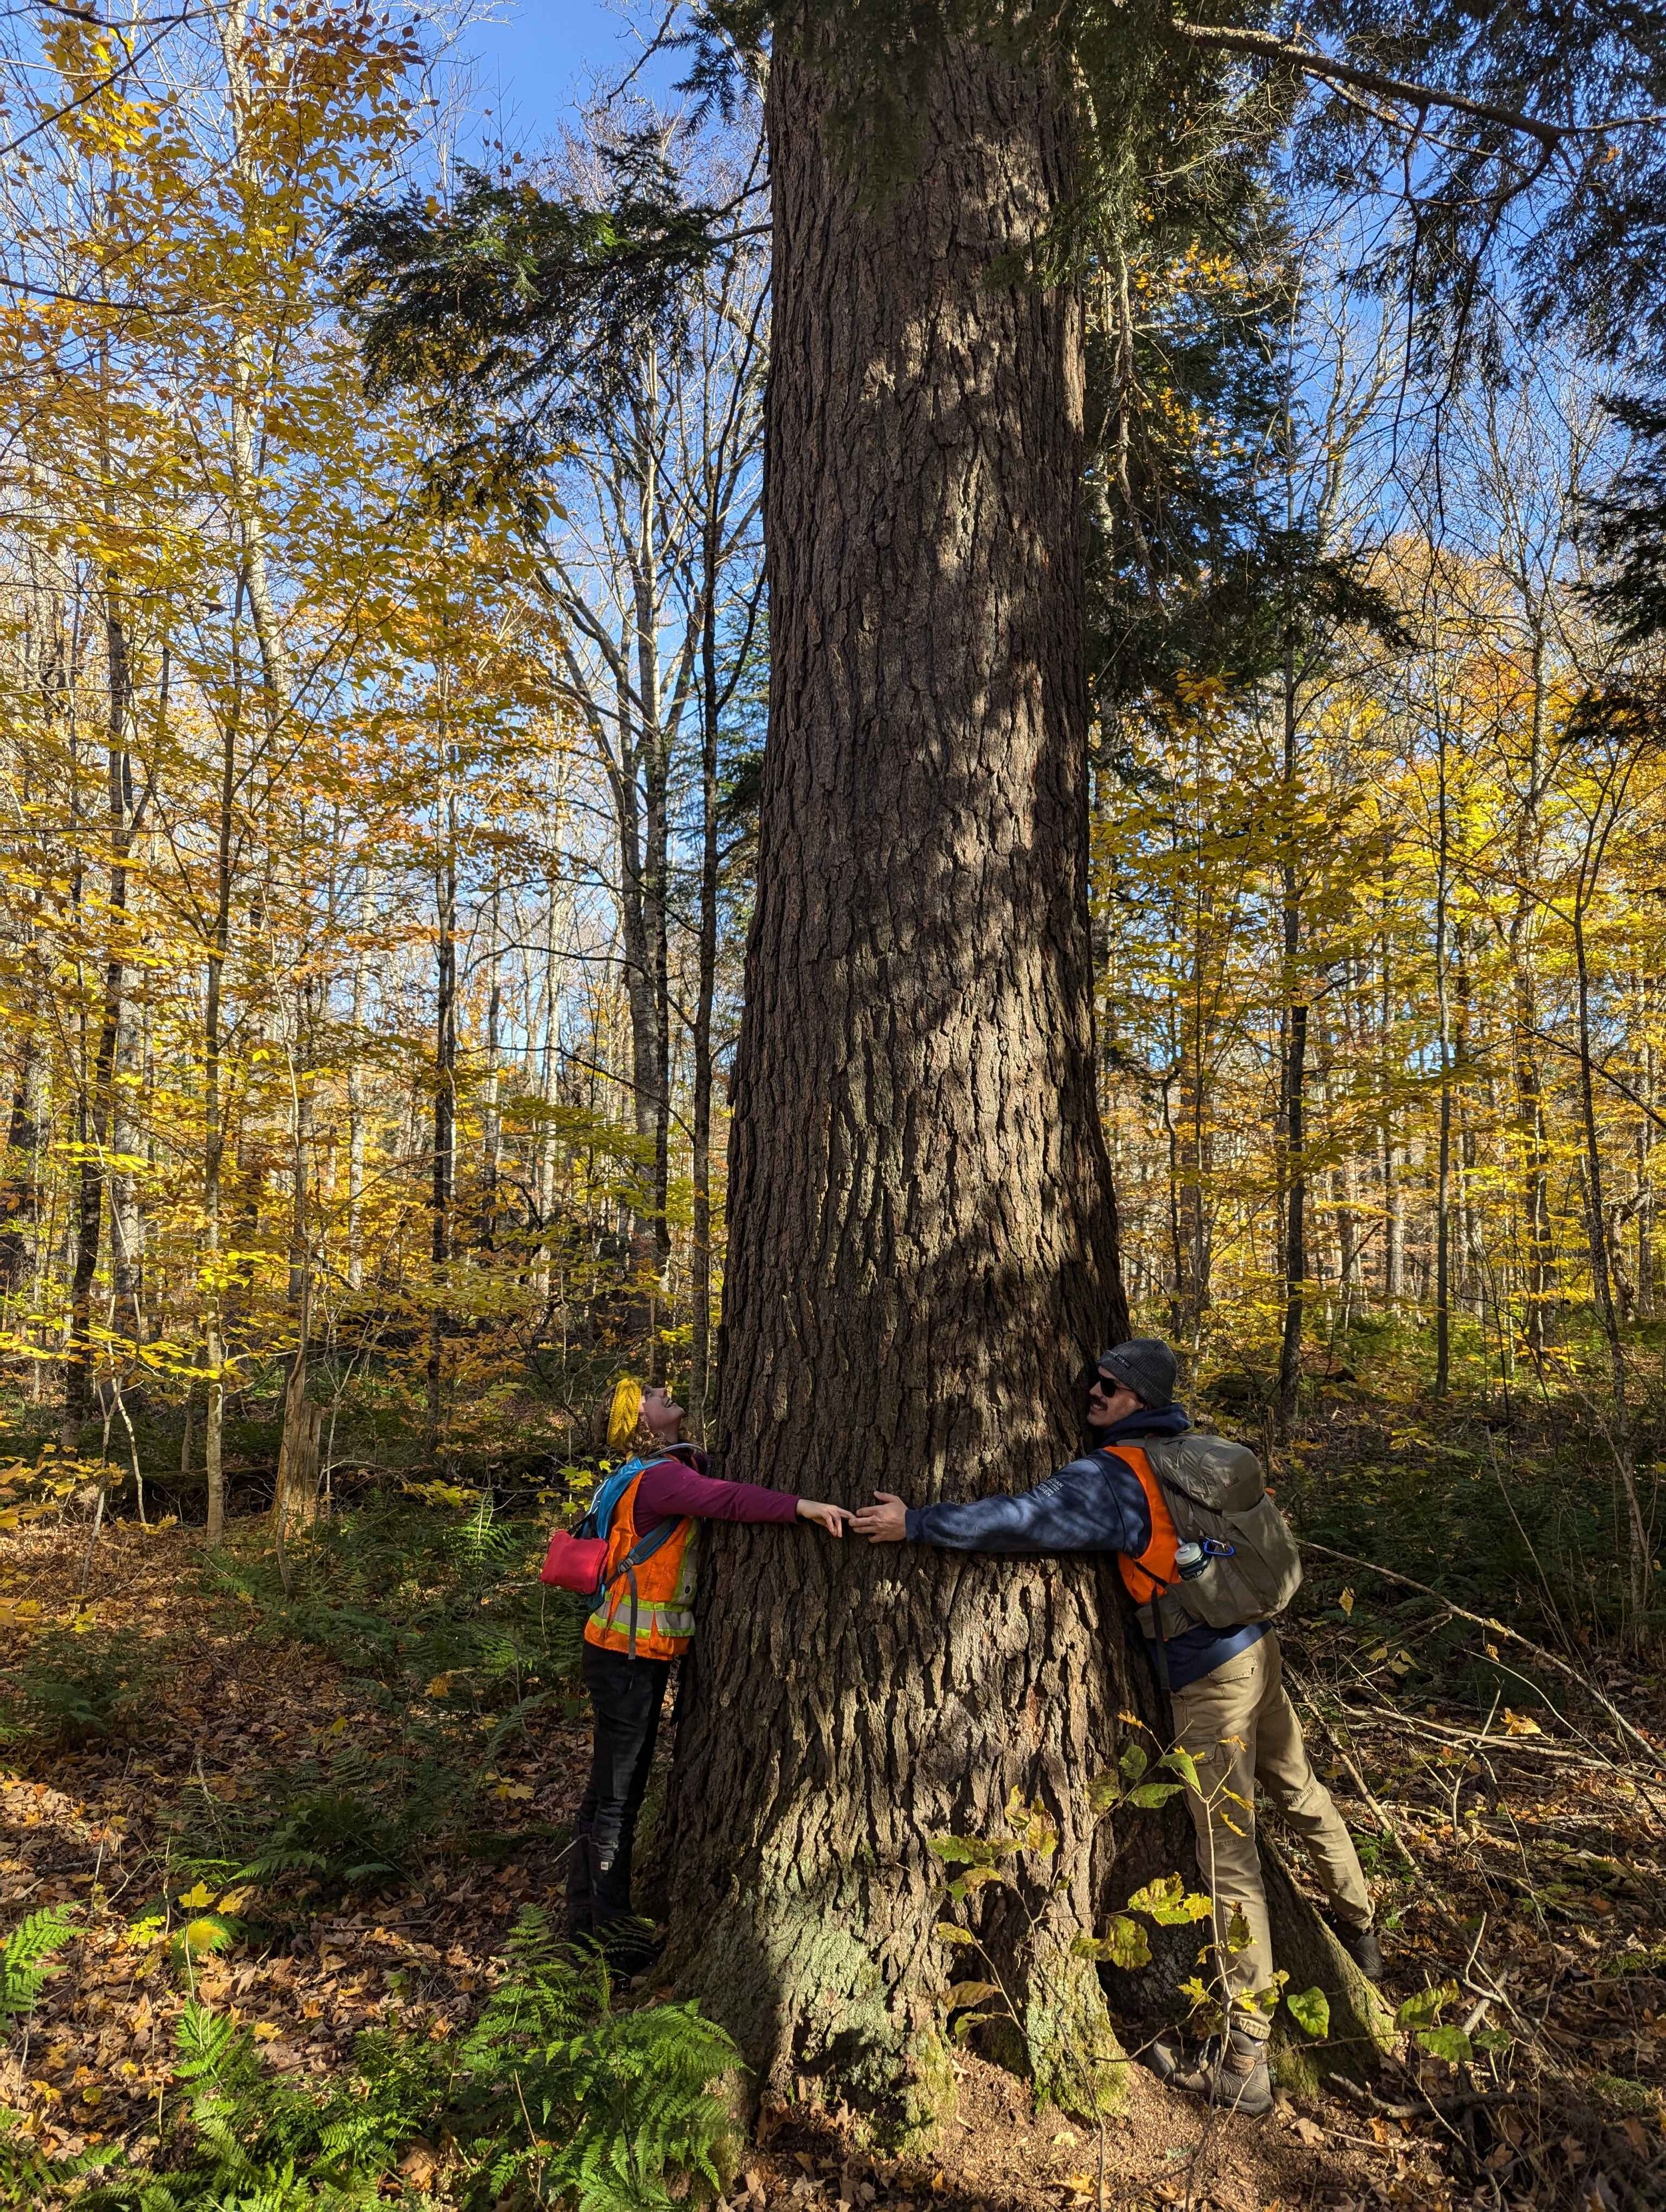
[1168,18,1663,150]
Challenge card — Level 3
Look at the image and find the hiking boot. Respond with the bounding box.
[1172,2027,1273,2117]
[1330,1918,1383,1979]
[1145,2032,1186,2083]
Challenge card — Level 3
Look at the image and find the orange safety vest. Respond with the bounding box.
[584,1468,698,1660]
[1105,1445,1184,1626]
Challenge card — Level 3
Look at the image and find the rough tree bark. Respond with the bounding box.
[663,30,1132,2121]
[662,25,1387,2126]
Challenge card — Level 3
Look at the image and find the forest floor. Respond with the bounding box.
[0,1504,1662,2212]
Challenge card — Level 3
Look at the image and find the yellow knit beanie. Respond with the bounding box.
[606,1377,644,1455]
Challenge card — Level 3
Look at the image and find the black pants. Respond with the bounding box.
[566,1643,670,1934]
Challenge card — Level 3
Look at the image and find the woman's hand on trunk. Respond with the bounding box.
[796,1498,852,1538]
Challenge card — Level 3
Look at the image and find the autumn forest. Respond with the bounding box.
[1,2,1664,2208]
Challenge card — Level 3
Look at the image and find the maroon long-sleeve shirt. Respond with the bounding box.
[631,1448,800,1536]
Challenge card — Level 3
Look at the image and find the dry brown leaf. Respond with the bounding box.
[399,2143,437,2187]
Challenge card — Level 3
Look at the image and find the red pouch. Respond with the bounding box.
[541,1528,608,1594]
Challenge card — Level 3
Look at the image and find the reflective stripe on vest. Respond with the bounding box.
[1107,1446,1182,1614]
[584,1468,698,1660]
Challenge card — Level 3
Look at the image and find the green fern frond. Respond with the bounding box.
[0,1906,76,2019]
[0,2105,119,2205]
[173,1998,242,2079]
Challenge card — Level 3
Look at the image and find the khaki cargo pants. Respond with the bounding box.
[1168,1630,1372,2033]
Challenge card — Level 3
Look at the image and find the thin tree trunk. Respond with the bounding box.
[346,871,371,1291]
[1433,687,1453,1399]
[1382,1135,1402,1310]
[1571,897,1651,1632]
[1572,907,1628,1412]
[203,704,236,1548]
[1377,862,1402,1313]
[1512,629,1554,1357]
[1277,625,1306,1434]
[629,356,676,1338]
[1453,929,1483,1318]
[272,1329,322,1538]
[690,502,722,1440]
[480,883,502,1252]
[1160,1067,1186,1337]
[273,1092,319,1537]
[66,581,135,1440]
[429,794,456,1457]
[0,1036,43,1299]
[1640,1005,1657,1318]
[109,638,144,1359]
[213,0,295,1539]
[534,881,561,1302]
[1187,960,1210,1336]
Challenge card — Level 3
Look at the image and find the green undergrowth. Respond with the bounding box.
[205,1494,587,1744]
[1185,1326,1666,1654]
[173,1494,590,1917]
[0,1907,77,2022]
[0,1910,741,2212]
[0,1627,154,1752]
[1284,1414,1664,1649]
[171,1737,466,1913]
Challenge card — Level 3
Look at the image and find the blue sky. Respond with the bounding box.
[454,1,682,151]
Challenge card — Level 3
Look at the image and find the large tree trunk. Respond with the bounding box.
[662,32,1133,2123]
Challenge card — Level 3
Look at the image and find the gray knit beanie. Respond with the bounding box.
[1097,1337,1178,1410]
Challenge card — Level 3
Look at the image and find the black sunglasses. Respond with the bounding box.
[1088,1370,1119,1396]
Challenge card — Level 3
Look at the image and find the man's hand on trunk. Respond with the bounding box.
[852,1492,908,1543]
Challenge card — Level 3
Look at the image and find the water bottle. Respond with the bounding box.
[1175,1538,1236,1582]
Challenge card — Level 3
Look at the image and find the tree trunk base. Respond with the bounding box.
[662,1862,1154,2141]
[1020,1949,1131,2120]
[1259,1836,1397,2083]
[660,1886,957,2141]
[660,1818,1391,2131]
[661,1889,1140,2143]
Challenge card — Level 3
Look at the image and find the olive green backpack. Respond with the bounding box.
[1140,1433,1303,1636]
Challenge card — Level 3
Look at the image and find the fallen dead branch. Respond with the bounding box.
[1301,1540,1666,1776]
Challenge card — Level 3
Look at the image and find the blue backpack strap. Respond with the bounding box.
[578,1461,642,1542]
